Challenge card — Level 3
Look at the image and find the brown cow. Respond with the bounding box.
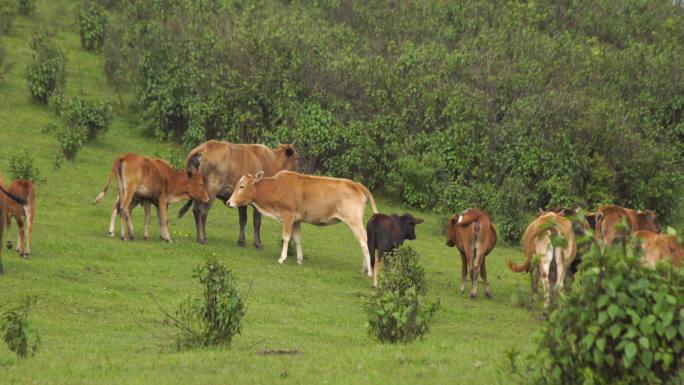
[93,154,209,241]
[2,179,35,257]
[634,230,683,268]
[183,140,299,246]
[595,205,660,248]
[0,175,28,273]
[226,170,378,275]
[508,212,576,307]
[445,208,497,298]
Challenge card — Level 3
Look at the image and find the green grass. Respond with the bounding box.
[0,2,539,383]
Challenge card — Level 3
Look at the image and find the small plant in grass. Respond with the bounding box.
[75,1,107,51]
[0,0,15,34]
[7,148,44,184]
[159,258,246,350]
[365,245,439,343]
[57,125,86,161]
[16,0,34,16]
[1,297,40,358]
[25,33,66,103]
[506,235,684,384]
[60,96,112,141]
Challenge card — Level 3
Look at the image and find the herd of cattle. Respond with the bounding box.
[0,140,681,305]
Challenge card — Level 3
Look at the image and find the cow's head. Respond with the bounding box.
[400,214,424,241]
[277,144,299,172]
[445,216,460,247]
[227,171,264,207]
[187,171,210,203]
[637,209,660,233]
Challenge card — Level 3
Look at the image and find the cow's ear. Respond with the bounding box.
[285,147,295,157]
[414,218,424,225]
[254,170,264,183]
[449,217,456,226]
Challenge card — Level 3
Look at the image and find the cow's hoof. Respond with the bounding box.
[485,292,492,299]
[6,241,12,249]
[278,260,285,265]
[198,238,207,245]
[297,259,303,266]
[254,242,262,249]
[120,237,125,241]
[237,239,246,248]
[143,236,149,241]
[129,236,135,241]
[470,293,476,299]
[108,232,114,238]
[21,253,29,259]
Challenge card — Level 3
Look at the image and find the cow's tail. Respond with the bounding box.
[178,151,204,219]
[178,199,193,219]
[359,185,378,214]
[0,185,27,205]
[458,215,479,227]
[93,157,122,205]
[508,226,552,273]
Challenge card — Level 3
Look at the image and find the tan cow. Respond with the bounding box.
[226,170,378,275]
[93,154,209,241]
[445,208,497,298]
[0,174,28,273]
[634,230,682,268]
[508,212,576,307]
[2,179,35,257]
[595,205,660,248]
[183,140,299,246]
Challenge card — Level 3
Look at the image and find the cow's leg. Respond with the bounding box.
[121,192,135,241]
[481,257,491,298]
[5,215,12,250]
[471,245,484,299]
[23,204,33,257]
[143,202,151,241]
[555,250,567,293]
[159,198,171,242]
[237,206,247,247]
[459,253,468,294]
[278,216,294,264]
[292,222,303,265]
[192,200,211,244]
[253,208,262,249]
[540,246,554,308]
[15,216,25,257]
[109,198,119,237]
[465,246,475,298]
[372,250,384,288]
[345,218,372,278]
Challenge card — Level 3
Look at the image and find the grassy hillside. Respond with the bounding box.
[0,2,537,384]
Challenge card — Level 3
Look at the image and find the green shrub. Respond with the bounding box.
[16,0,34,16]
[506,235,684,384]
[60,96,112,141]
[0,0,15,34]
[76,1,107,51]
[57,125,85,161]
[163,258,246,350]
[6,148,43,184]
[1,297,40,358]
[365,245,439,344]
[25,33,66,103]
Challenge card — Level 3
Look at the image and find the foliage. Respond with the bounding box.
[57,125,85,161]
[16,0,34,16]
[506,235,684,384]
[75,1,107,51]
[162,258,246,350]
[6,148,43,184]
[0,0,15,34]
[104,0,684,242]
[59,95,112,141]
[1,297,40,358]
[365,245,439,344]
[25,33,65,103]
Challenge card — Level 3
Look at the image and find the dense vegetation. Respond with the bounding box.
[102,0,684,242]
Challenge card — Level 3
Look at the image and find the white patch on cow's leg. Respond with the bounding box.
[109,199,118,237]
[24,205,32,257]
[278,218,294,264]
[292,222,303,265]
[143,202,151,240]
[555,249,566,292]
[540,241,554,308]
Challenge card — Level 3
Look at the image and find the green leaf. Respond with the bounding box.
[638,337,649,349]
[624,341,637,359]
[607,304,619,319]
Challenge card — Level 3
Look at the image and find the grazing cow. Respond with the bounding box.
[93,154,210,241]
[445,208,497,298]
[634,230,683,268]
[226,171,378,275]
[182,140,299,246]
[2,179,35,257]
[366,213,424,287]
[595,205,660,248]
[509,212,576,307]
[0,176,28,274]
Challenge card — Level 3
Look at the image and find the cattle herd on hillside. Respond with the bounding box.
[0,140,681,305]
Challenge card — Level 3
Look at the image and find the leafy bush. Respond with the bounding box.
[0,0,15,34]
[75,1,107,51]
[16,0,34,16]
[25,33,66,103]
[6,148,43,184]
[1,297,40,358]
[57,125,85,161]
[162,258,246,350]
[506,235,684,384]
[60,96,112,141]
[365,245,439,343]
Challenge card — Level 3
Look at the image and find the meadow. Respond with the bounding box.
[0,2,540,384]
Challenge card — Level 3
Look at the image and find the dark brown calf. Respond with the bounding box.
[366,213,424,287]
[446,208,497,298]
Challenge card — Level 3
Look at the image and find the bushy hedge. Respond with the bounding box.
[105,1,684,242]
[16,0,34,16]
[25,33,65,103]
[0,0,15,34]
[76,1,107,51]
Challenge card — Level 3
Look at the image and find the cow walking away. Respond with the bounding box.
[634,230,683,268]
[226,171,378,276]
[182,140,299,247]
[445,208,497,298]
[93,154,209,242]
[2,179,35,257]
[0,175,29,274]
[366,213,424,287]
[595,205,660,249]
[508,212,576,307]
